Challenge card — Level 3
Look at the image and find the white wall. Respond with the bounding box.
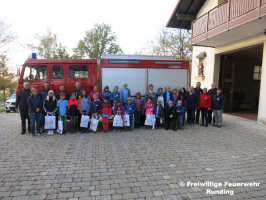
[196,0,218,18]
[258,41,266,124]
[191,46,216,89]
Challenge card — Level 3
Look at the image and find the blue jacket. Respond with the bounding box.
[120,88,131,103]
[102,91,112,103]
[124,103,135,116]
[194,87,203,99]
[163,91,173,103]
[212,94,226,110]
[176,105,185,117]
[27,95,42,113]
[111,92,120,102]
[89,99,101,115]
[186,92,197,110]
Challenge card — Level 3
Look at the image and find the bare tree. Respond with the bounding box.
[0,18,16,48]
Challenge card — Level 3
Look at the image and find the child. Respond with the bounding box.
[120,83,131,106]
[155,99,164,129]
[78,89,91,133]
[57,93,68,134]
[212,88,226,128]
[27,87,42,137]
[133,92,144,128]
[156,87,164,108]
[111,86,120,118]
[124,97,135,131]
[43,90,57,135]
[172,88,179,106]
[144,97,154,129]
[102,86,112,104]
[163,86,173,108]
[68,93,79,133]
[100,97,112,132]
[89,93,101,133]
[113,100,124,132]
[176,100,185,130]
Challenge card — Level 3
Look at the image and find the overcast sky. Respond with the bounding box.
[0,0,177,66]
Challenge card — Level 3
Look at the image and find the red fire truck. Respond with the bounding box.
[17,54,190,96]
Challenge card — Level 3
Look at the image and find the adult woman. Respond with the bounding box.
[27,87,42,137]
[178,87,187,126]
[198,88,211,127]
[186,86,197,125]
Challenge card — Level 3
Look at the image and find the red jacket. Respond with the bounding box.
[198,93,211,108]
[100,102,112,116]
[114,105,124,118]
[68,98,79,109]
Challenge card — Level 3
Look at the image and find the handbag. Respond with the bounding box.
[123,113,130,127]
[56,117,63,134]
[80,115,90,128]
[44,115,56,130]
[113,115,123,127]
[90,117,99,131]
[145,114,155,126]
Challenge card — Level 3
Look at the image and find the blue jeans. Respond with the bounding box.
[187,109,195,124]
[177,116,183,128]
[29,111,41,135]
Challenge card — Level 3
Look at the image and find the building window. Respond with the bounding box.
[23,66,47,81]
[69,65,89,78]
[253,66,261,80]
[53,65,63,79]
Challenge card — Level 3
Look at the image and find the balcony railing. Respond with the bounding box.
[191,0,266,45]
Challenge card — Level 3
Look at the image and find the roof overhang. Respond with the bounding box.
[166,0,206,29]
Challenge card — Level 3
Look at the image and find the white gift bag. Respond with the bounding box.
[113,115,123,127]
[44,115,56,130]
[152,117,156,129]
[158,96,164,108]
[145,114,155,126]
[123,113,130,127]
[56,118,63,134]
[90,117,99,131]
[80,115,90,128]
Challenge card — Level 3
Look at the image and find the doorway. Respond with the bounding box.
[219,45,263,120]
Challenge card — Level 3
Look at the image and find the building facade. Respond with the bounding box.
[167,0,266,124]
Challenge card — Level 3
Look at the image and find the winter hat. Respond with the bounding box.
[48,90,54,94]
[178,100,182,104]
[93,93,98,97]
[104,86,109,89]
[158,87,163,92]
[127,97,132,101]
[157,99,162,103]
[136,92,141,96]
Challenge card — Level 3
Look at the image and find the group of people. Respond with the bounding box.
[15,81,226,136]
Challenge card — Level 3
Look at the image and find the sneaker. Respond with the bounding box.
[50,130,54,135]
[186,123,190,126]
[31,134,35,137]
[201,124,204,126]
[48,130,51,135]
[117,129,121,133]
[21,132,26,135]
[113,129,117,132]
[217,126,221,128]
[191,123,194,126]
[172,129,177,131]
[38,133,42,136]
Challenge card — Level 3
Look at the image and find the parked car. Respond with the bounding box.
[5,94,16,113]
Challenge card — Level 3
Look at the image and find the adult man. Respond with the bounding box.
[89,85,103,102]
[208,83,217,124]
[163,100,177,131]
[71,82,82,100]
[194,82,203,124]
[144,84,156,104]
[56,85,70,100]
[39,82,50,132]
[163,86,173,108]
[15,82,31,135]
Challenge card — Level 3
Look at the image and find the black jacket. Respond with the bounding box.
[186,92,197,110]
[163,91,173,103]
[163,105,176,118]
[15,89,31,111]
[39,89,49,101]
[43,96,57,113]
[89,99,101,115]
[71,88,82,100]
[194,87,203,99]
[178,93,187,107]
[27,95,42,113]
[69,105,79,117]
[212,94,226,110]
[154,105,164,118]
[208,88,217,107]
[56,92,70,101]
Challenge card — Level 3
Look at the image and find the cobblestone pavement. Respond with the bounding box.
[0,112,266,200]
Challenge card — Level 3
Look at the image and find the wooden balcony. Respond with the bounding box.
[192,0,266,46]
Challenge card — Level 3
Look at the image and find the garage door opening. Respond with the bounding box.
[219,45,263,121]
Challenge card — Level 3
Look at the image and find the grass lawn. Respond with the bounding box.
[0,109,6,112]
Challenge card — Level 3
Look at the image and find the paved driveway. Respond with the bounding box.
[0,112,266,200]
